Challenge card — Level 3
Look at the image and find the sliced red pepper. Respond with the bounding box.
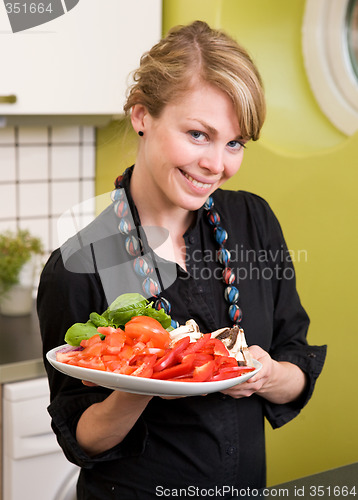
[203,338,230,356]
[177,333,211,361]
[214,355,238,370]
[191,352,215,366]
[211,366,255,381]
[153,336,191,372]
[152,353,196,380]
[193,359,216,382]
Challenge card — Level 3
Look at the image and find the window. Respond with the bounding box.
[302,0,358,135]
[346,0,358,79]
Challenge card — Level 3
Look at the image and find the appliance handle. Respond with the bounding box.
[0,95,17,104]
[12,432,62,459]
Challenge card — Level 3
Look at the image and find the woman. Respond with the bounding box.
[38,21,326,499]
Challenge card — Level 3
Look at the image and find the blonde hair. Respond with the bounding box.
[124,20,266,141]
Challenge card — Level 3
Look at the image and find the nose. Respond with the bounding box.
[198,146,224,175]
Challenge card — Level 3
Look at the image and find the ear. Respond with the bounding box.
[131,104,149,135]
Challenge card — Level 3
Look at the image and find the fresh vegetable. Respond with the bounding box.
[89,312,109,328]
[153,336,191,372]
[57,318,255,383]
[64,293,172,346]
[124,316,171,349]
[102,293,148,326]
[64,321,99,346]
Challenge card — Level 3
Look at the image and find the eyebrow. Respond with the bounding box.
[187,118,217,136]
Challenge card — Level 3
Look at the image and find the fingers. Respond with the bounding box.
[82,380,98,387]
[221,378,264,399]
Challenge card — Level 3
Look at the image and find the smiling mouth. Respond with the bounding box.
[181,171,212,190]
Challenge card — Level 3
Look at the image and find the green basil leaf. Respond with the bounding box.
[89,312,108,328]
[107,293,147,313]
[64,321,99,346]
[142,307,172,329]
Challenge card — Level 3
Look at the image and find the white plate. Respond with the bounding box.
[46,345,262,397]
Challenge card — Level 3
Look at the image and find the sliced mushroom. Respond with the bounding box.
[212,326,254,367]
[170,319,202,344]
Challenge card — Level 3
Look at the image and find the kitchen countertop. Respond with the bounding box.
[271,462,357,496]
[0,301,46,384]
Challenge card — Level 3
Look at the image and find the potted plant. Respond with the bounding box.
[0,229,44,316]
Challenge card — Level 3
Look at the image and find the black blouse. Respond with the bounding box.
[37,167,326,499]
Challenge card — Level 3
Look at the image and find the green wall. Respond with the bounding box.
[96,0,358,486]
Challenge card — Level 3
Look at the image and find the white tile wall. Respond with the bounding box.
[0,125,96,255]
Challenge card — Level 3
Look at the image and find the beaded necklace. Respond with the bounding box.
[111,172,243,329]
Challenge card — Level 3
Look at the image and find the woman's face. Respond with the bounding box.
[132,82,246,213]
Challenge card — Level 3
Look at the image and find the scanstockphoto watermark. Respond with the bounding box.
[155,484,290,497]
[155,484,358,497]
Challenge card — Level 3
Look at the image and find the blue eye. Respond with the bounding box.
[189,130,207,142]
[227,140,246,151]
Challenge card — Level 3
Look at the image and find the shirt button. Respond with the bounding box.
[226,446,237,456]
[197,285,204,293]
[188,235,195,244]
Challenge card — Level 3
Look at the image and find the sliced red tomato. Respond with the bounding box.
[80,342,104,358]
[131,354,157,378]
[97,326,118,336]
[103,330,126,347]
[119,344,134,361]
[77,356,106,371]
[56,350,82,363]
[80,333,103,348]
[125,316,170,349]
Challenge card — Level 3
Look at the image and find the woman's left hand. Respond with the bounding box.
[220,345,274,399]
[221,345,307,403]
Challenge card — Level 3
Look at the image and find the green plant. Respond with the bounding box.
[0,229,43,299]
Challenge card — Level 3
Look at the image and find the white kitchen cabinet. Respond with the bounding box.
[0,0,162,124]
[2,378,79,500]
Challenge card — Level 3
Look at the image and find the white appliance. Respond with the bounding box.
[3,377,79,500]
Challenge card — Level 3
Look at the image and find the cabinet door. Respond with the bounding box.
[0,0,161,116]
